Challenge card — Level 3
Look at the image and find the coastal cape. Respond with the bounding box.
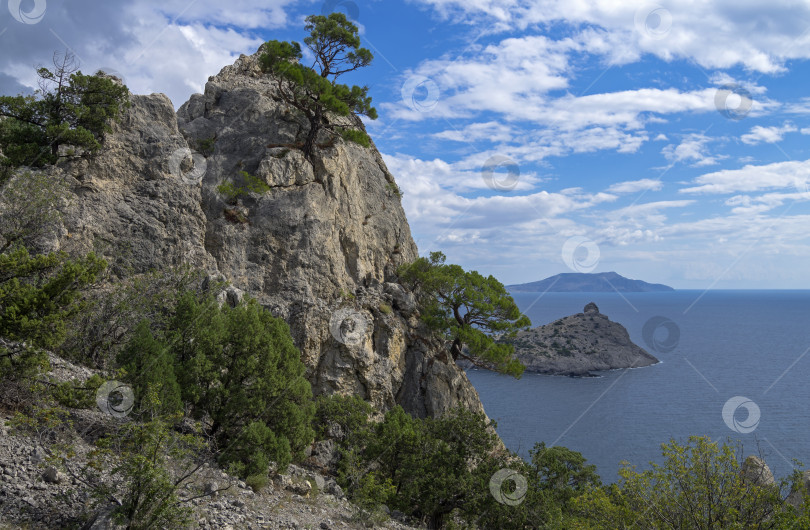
[509,302,659,376]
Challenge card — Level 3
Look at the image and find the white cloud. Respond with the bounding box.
[680,159,810,194]
[725,191,810,215]
[411,0,810,73]
[383,153,544,194]
[383,151,617,248]
[607,179,663,194]
[784,97,810,114]
[433,121,515,143]
[0,1,295,108]
[662,134,724,167]
[740,123,797,145]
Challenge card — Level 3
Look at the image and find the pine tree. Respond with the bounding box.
[259,13,376,158]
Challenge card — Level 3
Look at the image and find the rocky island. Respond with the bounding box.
[509,302,659,376]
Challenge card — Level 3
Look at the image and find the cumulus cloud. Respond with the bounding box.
[680,159,810,194]
[411,0,810,73]
[607,179,663,194]
[0,0,296,107]
[662,134,724,167]
[740,123,797,145]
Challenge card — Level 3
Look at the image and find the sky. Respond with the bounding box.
[3,0,810,289]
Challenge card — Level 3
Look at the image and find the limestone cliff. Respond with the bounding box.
[40,51,483,418]
[509,303,659,376]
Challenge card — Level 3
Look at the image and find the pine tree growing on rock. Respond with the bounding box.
[259,13,377,159]
[398,251,531,377]
[0,51,129,168]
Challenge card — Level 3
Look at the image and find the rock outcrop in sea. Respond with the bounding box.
[35,50,483,418]
[510,302,659,376]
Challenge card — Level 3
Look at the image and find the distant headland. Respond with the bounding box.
[508,272,674,293]
[509,302,660,376]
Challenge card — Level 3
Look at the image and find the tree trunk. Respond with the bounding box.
[303,107,322,160]
[450,337,462,361]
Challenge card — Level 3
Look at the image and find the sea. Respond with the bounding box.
[466,290,810,483]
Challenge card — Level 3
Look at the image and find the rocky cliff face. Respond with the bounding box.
[509,303,659,376]
[42,51,483,418]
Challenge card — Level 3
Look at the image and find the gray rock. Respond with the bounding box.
[285,479,312,497]
[324,479,344,499]
[509,305,659,376]
[204,481,219,497]
[326,421,344,440]
[215,286,244,308]
[787,470,810,510]
[31,48,486,420]
[309,439,339,472]
[384,282,417,316]
[86,504,121,530]
[309,473,326,492]
[740,456,775,487]
[42,467,62,484]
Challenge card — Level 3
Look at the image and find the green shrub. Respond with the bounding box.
[217,171,269,205]
[52,374,105,409]
[245,473,269,492]
[88,415,203,529]
[573,436,805,528]
[385,182,403,198]
[61,265,206,369]
[338,289,355,301]
[196,136,216,156]
[217,181,245,204]
[117,320,182,417]
[1,171,71,251]
[340,406,509,528]
[379,303,392,315]
[0,247,106,350]
[167,294,315,477]
[313,394,372,442]
[340,128,371,148]
[242,171,270,194]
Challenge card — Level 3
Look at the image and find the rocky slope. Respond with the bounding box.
[37,50,483,418]
[509,303,659,376]
[0,348,418,530]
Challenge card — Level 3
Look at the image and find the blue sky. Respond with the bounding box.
[3,1,810,288]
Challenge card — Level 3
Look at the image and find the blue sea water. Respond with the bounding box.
[466,290,810,483]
